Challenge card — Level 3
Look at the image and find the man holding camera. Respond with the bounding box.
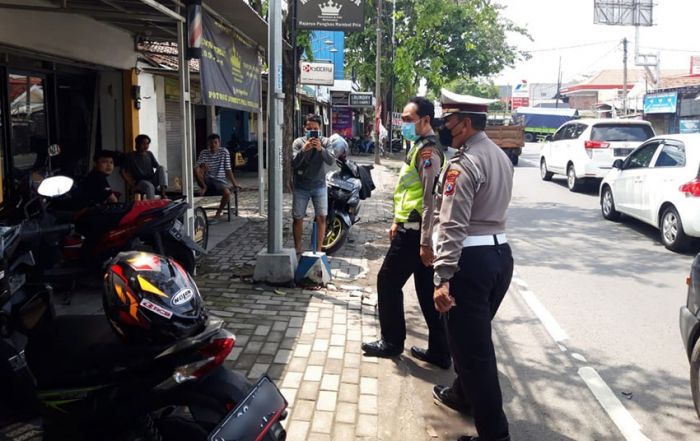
[292,114,335,254]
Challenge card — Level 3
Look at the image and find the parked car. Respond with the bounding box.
[679,252,700,420]
[599,134,700,251]
[540,119,655,191]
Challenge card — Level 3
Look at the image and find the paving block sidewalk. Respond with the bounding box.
[196,157,400,440]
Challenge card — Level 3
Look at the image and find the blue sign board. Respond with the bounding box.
[680,119,700,134]
[644,92,678,114]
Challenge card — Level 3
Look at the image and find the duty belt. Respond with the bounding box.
[397,222,420,231]
[462,233,507,247]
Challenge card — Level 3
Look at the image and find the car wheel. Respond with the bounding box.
[567,164,583,192]
[690,337,700,420]
[540,159,553,181]
[660,206,691,252]
[525,132,536,143]
[600,186,621,221]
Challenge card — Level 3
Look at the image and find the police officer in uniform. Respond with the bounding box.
[362,96,451,369]
[431,90,514,441]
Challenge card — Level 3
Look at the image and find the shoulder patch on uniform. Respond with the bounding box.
[444,169,460,196]
[420,149,433,160]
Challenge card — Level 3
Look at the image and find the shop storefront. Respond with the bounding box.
[644,79,700,135]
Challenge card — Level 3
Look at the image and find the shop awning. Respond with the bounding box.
[2,0,267,49]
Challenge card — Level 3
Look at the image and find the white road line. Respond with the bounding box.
[513,282,650,441]
[518,289,569,343]
[578,367,652,441]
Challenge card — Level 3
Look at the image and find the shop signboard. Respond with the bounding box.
[392,112,403,128]
[644,92,678,114]
[692,55,700,76]
[349,92,373,107]
[200,13,261,112]
[332,106,353,137]
[297,0,365,31]
[300,61,335,86]
[680,119,700,134]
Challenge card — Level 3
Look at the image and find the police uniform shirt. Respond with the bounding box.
[416,132,444,248]
[433,131,514,281]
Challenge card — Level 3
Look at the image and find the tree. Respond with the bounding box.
[346,0,530,117]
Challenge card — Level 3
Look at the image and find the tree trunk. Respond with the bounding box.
[282,13,295,193]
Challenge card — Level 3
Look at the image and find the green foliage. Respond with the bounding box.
[346,0,530,111]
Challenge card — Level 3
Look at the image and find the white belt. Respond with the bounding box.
[398,222,420,230]
[462,233,507,247]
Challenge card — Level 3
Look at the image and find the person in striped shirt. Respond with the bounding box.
[194,134,241,221]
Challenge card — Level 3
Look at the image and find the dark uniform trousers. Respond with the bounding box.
[377,228,450,358]
[446,243,513,441]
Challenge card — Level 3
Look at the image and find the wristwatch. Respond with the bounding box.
[433,272,449,287]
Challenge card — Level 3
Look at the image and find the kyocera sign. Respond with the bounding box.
[300,61,335,86]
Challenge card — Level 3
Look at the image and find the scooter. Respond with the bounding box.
[0,179,287,441]
[322,158,373,254]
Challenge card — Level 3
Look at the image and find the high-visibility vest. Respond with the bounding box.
[393,137,444,223]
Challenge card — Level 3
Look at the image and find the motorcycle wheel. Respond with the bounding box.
[162,236,196,274]
[322,217,348,255]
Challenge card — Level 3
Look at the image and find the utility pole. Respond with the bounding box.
[555,56,562,109]
[622,37,628,117]
[254,0,296,283]
[386,0,396,150]
[374,0,382,165]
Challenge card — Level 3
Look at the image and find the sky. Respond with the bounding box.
[493,0,700,86]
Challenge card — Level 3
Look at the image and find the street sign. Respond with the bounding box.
[299,61,334,86]
[691,56,700,76]
[297,0,365,31]
[349,92,373,107]
[392,112,402,128]
[644,92,677,114]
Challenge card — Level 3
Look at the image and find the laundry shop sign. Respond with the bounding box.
[299,61,335,86]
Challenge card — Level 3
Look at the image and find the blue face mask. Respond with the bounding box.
[402,122,419,141]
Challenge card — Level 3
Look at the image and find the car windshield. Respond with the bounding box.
[590,124,654,142]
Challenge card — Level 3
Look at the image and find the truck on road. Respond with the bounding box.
[513,107,579,142]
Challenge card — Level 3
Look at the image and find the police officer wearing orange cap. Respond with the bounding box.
[431,89,513,441]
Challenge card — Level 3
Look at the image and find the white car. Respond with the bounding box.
[540,119,656,191]
[600,134,700,251]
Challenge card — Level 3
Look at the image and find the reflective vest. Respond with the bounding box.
[394,137,444,223]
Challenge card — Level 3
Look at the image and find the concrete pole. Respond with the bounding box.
[258,70,265,215]
[374,0,382,165]
[253,0,297,284]
[177,7,194,237]
[623,37,628,117]
[268,0,283,253]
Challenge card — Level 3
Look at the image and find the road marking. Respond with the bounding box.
[578,367,651,441]
[513,282,650,441]
[518,289,569,343]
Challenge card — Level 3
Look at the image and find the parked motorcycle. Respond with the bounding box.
[0,179,287,441]
[322,158,374,254]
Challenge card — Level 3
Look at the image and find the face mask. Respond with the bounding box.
[401,122,419,141]
[438,125,454,148]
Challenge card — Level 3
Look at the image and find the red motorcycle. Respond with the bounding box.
[56,198,204,275]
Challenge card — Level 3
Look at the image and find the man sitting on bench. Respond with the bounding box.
[194,133,242,222]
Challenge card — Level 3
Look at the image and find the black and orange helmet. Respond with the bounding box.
[103,251,206,343]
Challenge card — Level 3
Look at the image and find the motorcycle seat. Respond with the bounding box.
[25,315,168,390]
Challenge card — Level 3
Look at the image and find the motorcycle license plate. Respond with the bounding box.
[169,219,183,241]
[207,375,287,441]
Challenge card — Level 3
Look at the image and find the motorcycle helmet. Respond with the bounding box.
[329,134,349,160]
[103,251,207,344]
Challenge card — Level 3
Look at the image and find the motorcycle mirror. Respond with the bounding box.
[38,176,74,198]
[48,144,61,157]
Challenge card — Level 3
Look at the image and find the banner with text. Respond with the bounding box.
[201,13,260,112]
[297,0,364,31]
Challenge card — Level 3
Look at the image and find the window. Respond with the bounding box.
[8,73,48,191]
[559,124,577,140]
[654,142,686,167]
[572,124,587,139]
[552,126,567,141]
[590,124,654,142]
[624,142,660,169]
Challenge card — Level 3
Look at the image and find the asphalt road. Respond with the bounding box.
[377,144,700,441]
[502,143,700,440]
